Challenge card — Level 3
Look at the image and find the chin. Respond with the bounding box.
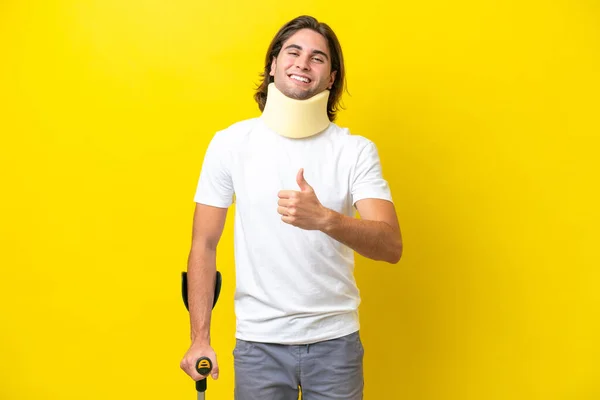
[293,93,313,100]
[281,89,308,100]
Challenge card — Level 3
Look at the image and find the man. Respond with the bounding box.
[180,15,402,400]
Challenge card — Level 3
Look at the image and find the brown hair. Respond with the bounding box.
[254,15,346,121]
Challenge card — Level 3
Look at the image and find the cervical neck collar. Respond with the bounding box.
[260,83,330,139]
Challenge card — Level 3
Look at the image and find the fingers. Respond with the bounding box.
[278,190,298,199]
[277,198,292,207]
[180,357,200,380]
[181,357,219,381]
[277,195,297,216]
[211,364,219,380]
[277,206,297,217]
[180,350,219,381]
[197,359,219,380]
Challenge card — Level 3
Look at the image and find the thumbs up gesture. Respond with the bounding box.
[277,168,330,230]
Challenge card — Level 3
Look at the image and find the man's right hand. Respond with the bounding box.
[180,342,219,381]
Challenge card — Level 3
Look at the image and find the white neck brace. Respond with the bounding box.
[260,83,330,139]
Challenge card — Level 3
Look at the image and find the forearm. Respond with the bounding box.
[186,247,217,344]
[322,209,402,263]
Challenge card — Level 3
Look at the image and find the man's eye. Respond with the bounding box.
[313,57,323,63]
[289,52,299,56]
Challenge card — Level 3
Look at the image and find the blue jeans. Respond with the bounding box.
[234,331,364,400]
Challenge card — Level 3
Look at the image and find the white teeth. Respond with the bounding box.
[290,75,309,83]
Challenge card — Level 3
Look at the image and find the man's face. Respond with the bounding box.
[270,28,337,100]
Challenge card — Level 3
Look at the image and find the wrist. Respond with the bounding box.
[191,331,210,345]
[320,207,340,233]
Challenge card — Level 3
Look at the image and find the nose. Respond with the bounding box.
[294,55,310,71]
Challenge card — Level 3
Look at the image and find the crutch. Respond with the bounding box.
[182,270,222,400]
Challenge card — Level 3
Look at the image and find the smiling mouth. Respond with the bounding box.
[289,74,311,84]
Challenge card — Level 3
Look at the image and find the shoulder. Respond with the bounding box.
[327,123,375,152]
[216,117,260,138]
[209,117,261,148]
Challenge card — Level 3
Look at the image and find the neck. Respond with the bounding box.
[260,83,330,139]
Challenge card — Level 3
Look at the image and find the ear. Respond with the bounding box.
[269,56,277,77]
[328,70,337,89]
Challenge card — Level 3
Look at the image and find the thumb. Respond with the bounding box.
[211,361,219,380]
[296,168,312,191]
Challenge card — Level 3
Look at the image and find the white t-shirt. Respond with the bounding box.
[194,117,392,344]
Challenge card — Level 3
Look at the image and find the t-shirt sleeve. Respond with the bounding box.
[193,131,234,208]
[351,140,393,206]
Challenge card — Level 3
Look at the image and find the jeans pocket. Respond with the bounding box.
[233,339,254,357]
[353,331,365,354]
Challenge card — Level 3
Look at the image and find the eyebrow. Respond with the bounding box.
[283,44,330,60]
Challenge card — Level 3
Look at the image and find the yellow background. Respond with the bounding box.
[1,1,598,399]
